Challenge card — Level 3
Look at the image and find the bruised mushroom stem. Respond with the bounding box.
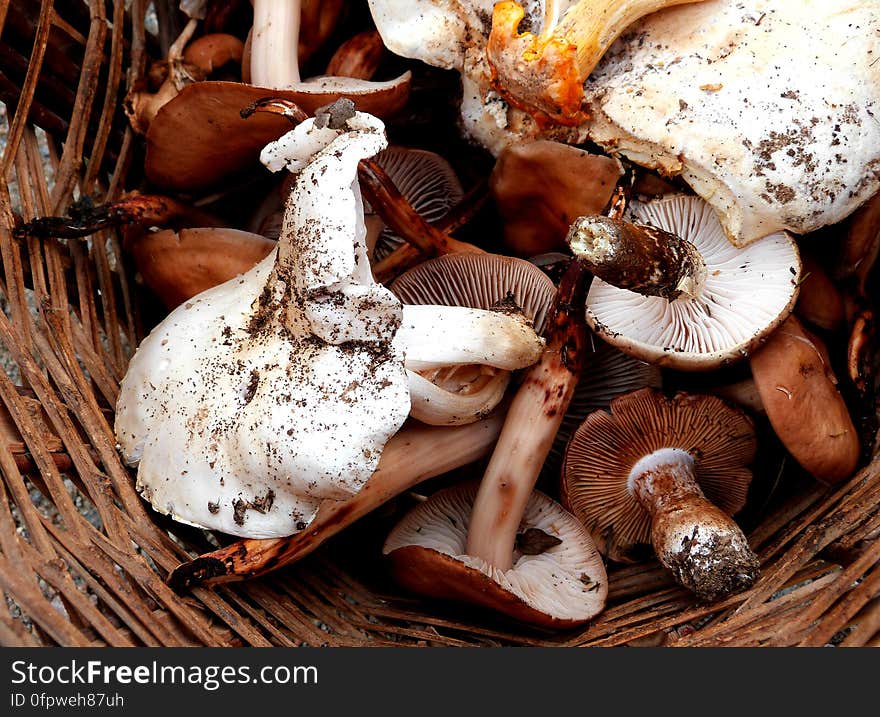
[465,257,590,570]
[358,158,485,259]
[567,215,706,301]
[14,194,224,241]
[628,448,759,601]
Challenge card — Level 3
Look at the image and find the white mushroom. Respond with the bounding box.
[383,482,608,627]
[368,0,573,154]
[583,0,880,247]
[116,107,543,538]
[570,194,801,370]
[370,0,880,246]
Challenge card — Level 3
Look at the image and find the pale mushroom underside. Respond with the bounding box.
[384,483,608,622]
[586,195,800,369]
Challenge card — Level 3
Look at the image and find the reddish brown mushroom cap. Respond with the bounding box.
[561,388,756,563]
[129,227,275,309]
[383,482,608,628]
[490,140,623,256]
[145,75,411,192]
[750,315,860,484]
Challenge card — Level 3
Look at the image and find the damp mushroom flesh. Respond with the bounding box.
[484,0,705,124]
[562,387,760,601]
[115,108,543,538]
[569,194,801,370]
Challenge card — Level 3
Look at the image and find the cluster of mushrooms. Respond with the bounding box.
[98,0,879,629]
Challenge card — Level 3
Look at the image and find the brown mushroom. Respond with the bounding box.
[128,227,275,309]
[795,255,845,332]
[326,31,387,80]
[489,140,623,256]
[562,387,759,601]
[749,315,860,484]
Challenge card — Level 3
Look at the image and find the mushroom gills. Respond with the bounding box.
[384,482,608,627]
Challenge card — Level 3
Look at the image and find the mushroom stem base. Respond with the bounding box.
[629,448,759,601]
[568,215,706,301]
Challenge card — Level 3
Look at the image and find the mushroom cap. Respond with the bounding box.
[561,387,756,562]
[390,252,556,332]
[116,111,411,538]
[366,0,477,72]
[383,481,608,627]
[129,227,275,309]
[369,146,464,260]
[489,140,623,256]
[583,0,880,247]
[750,315,860,484]
[145,75,411,192]
[586,194,801,370]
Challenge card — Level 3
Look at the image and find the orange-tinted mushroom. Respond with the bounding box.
[486,0,706,123]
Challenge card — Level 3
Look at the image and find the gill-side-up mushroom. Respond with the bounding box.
[562,387,759,601]
[383,481,608,628]
[569,194,801,370]
[116,107,542,538]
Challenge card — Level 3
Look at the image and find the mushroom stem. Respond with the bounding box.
[396,304,545,372]
[371,181,490,283]
[408,367,510,426]
[487,0,704,123]
[167,414,505,589]
[14,193,224,242]
[358,158,485,259]
[465,259,589,571]
[628,447,759,601]
[250,0,302,88]
[567,215,707,300]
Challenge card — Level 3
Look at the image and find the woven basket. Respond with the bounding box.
[1,1,878,648]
